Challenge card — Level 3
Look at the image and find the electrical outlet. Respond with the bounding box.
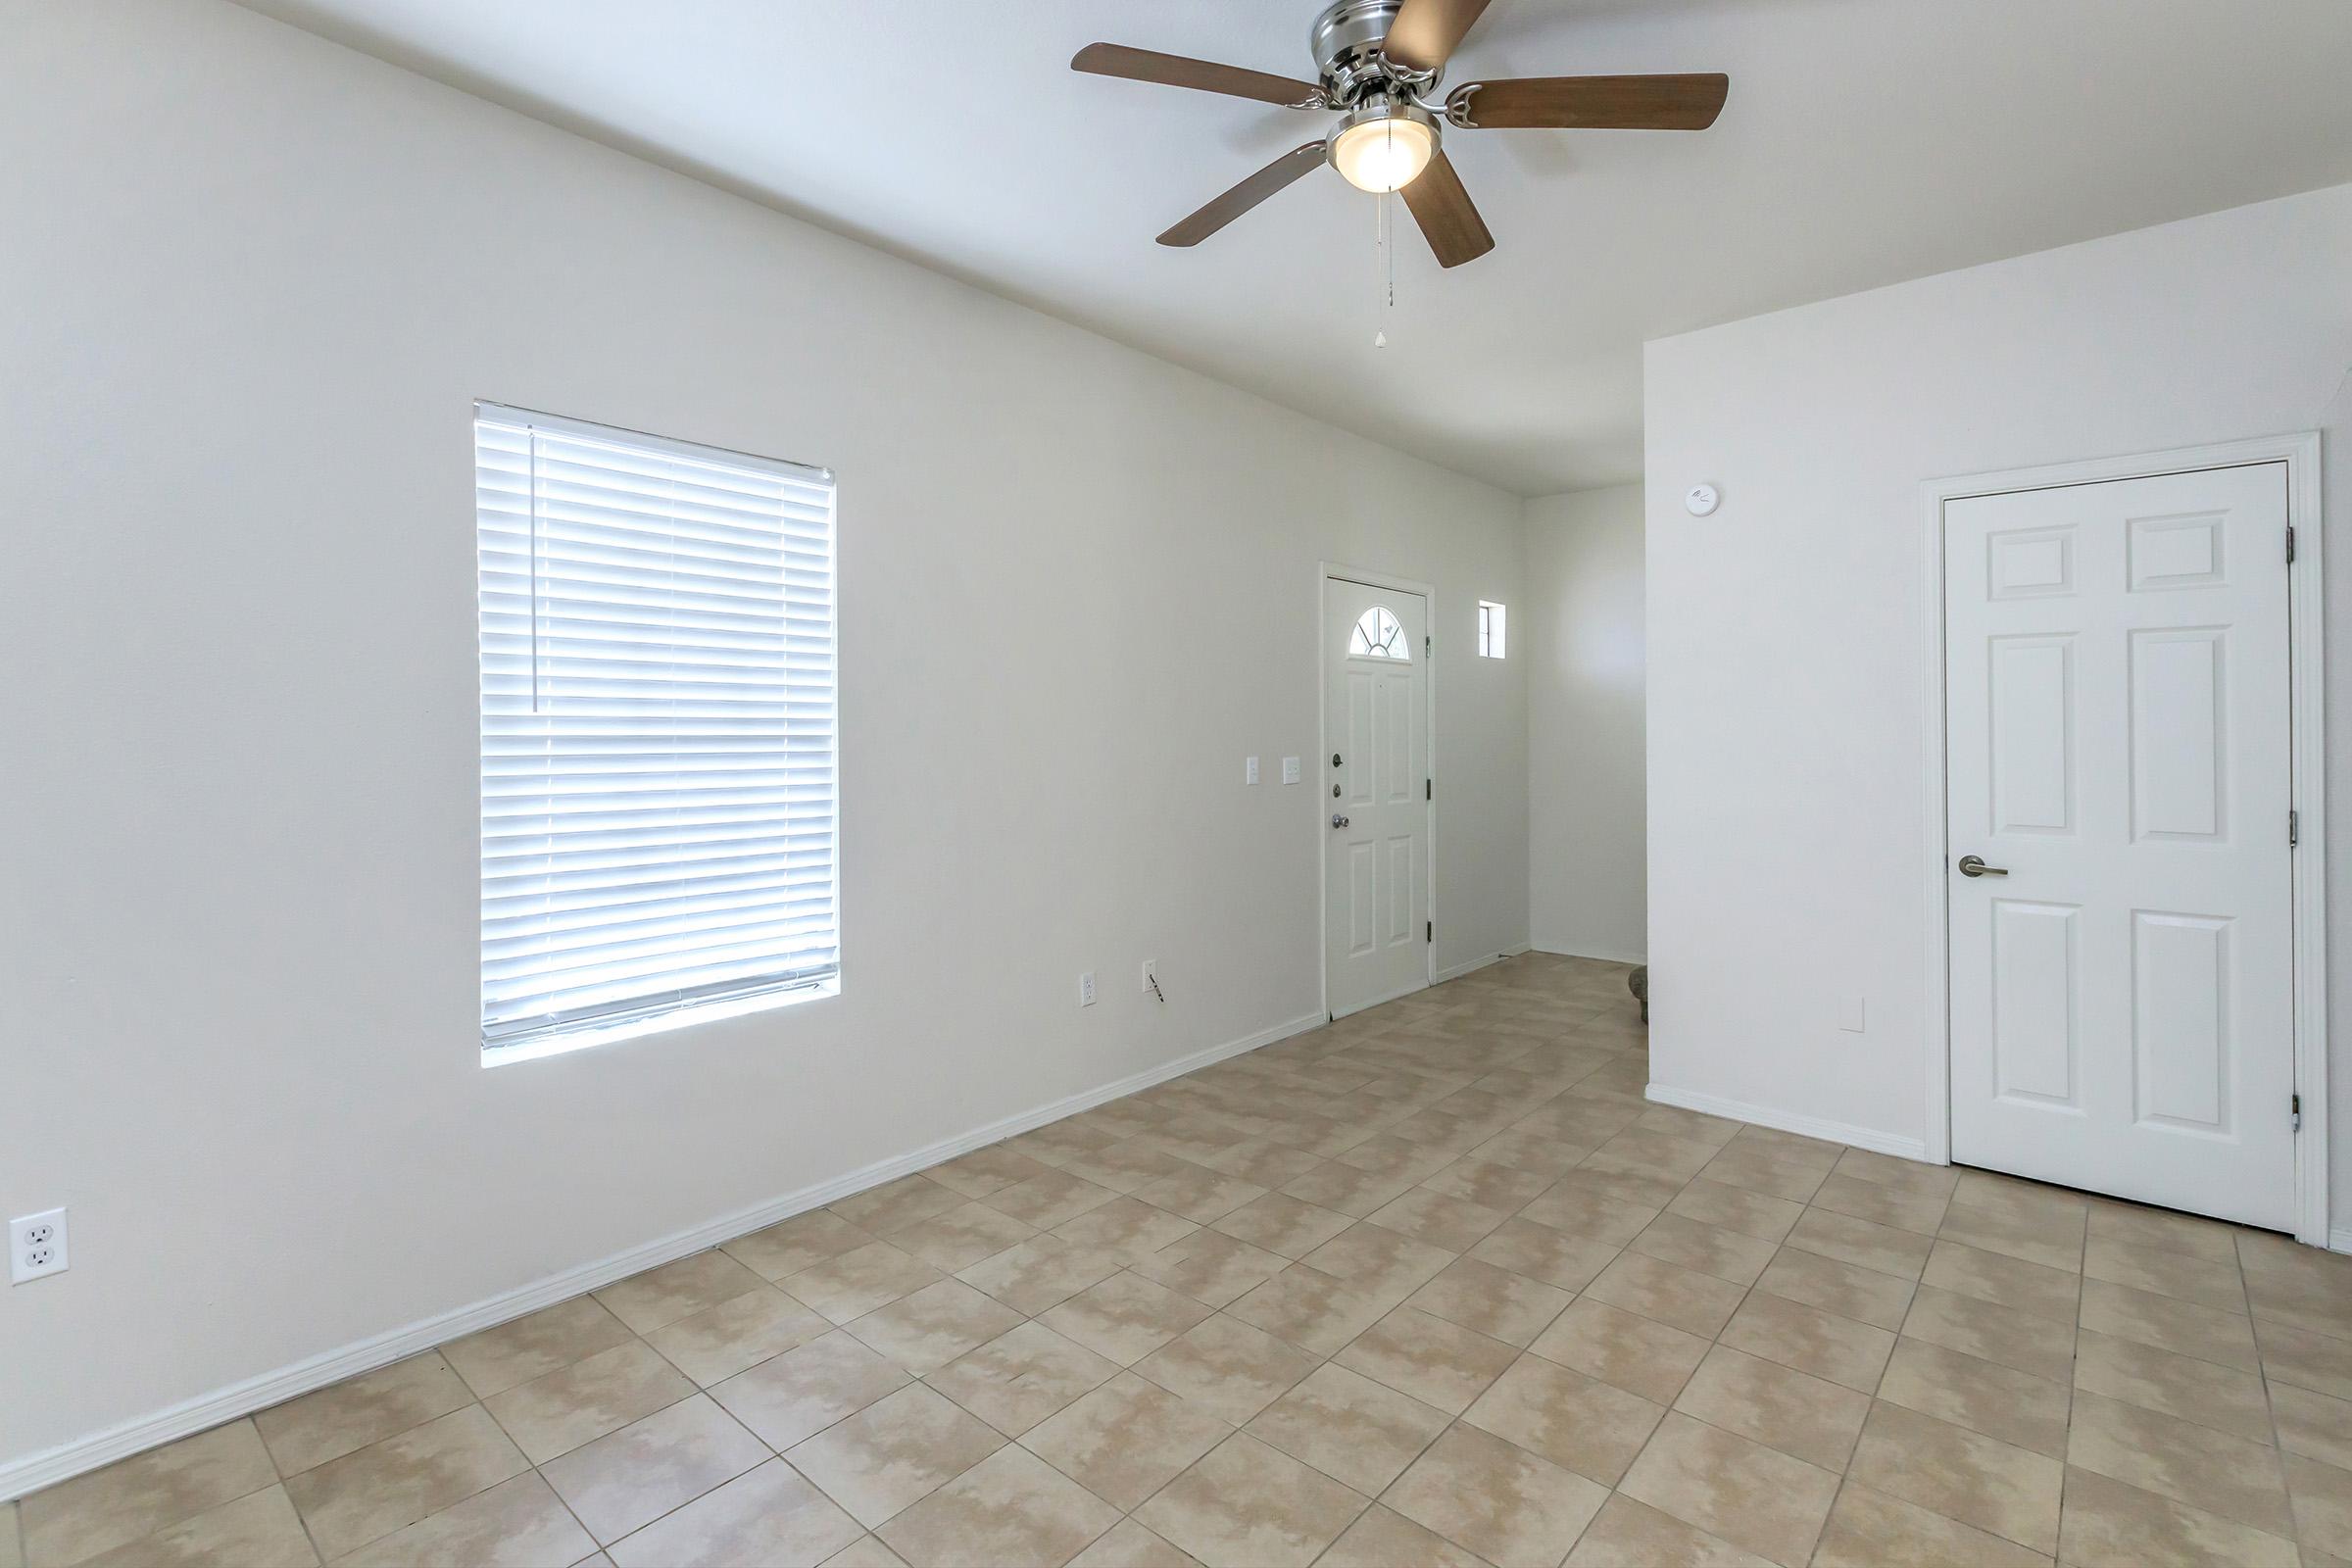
[1142,958,1159,998]
[1078,971,1097,1007]
[11,1208,68,1284]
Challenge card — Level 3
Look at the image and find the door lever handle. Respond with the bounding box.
[1957,855,2008,878]
[1331,813,1350,829]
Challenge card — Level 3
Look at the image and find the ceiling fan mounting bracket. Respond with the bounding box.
[1310,0,1440,105]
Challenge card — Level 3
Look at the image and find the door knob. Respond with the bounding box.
[1332,813,1350,829]
[1957,855,2009,878]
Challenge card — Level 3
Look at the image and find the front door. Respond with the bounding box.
[1324,577,1430,1018]
[1944,463,2295,1229]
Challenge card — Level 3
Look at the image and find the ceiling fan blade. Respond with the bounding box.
[1399,150,1494,269]
[1157,143,1330,248]
[1381,0,1494,74]
[1448,74,1730,130]
[1072,43,1322,108]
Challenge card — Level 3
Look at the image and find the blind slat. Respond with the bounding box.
[477,405,838,1053]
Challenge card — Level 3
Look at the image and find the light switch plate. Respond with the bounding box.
[1281,757,1300,785]
[1838,995,1866,1034]
[1245,756,1259,785]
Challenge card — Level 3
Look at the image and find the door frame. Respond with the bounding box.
[1917,432,2329,1245]
[1317,563,1440,1020]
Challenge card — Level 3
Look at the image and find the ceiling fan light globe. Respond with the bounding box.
[1330,111,1437,193]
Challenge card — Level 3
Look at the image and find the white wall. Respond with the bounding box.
[0,0,1528,1479]
[1525,486,1647,963]
[1644,185,2351,1202]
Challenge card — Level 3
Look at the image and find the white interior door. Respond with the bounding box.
[1324,577,1429,1018]
[1945,463,2295,1229]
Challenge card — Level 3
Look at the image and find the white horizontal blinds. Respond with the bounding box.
[476,405,837,1049]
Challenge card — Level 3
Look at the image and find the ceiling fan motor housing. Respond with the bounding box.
[1311,0,1436,102]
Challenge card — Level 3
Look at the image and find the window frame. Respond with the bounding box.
[1478,600,1507,660]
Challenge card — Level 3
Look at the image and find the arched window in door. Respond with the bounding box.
[1349,606,1409,661]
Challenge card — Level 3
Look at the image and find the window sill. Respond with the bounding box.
[481,977,840,1068]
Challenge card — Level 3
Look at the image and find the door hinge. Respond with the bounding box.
[1426,778,1432,802]
[2293,1092,2303,1131]
[2290,808,2300,848]
[1426,920,1433,944]
[2286,526,2297,564]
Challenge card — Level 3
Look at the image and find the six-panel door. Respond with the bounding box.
[1944,464,2295,1229]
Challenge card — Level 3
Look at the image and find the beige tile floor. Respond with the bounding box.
[16,953,2352,1567]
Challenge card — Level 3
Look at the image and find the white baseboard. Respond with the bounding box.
[1434,944,1532,984]
[0,1009,1324,1503]
[1644,1082,1933,1163]
[1528,942,1647,966]
[2330,1227,2352,1255]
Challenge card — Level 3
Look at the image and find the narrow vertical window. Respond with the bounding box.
[475,404,839,1061]
[1478,601,1507,659]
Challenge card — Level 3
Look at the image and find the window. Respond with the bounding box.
[1349,606,1410,661]
[1478,601,1507,659]
[475,404,838,1062]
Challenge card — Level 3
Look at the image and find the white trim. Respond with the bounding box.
[1317,563,1440,1022]
[1435,944,1532,984]
[2329,1228,2352,1256]
[1528,943,1648,967]
[0,1009,1323,1503]
[1918,432,2328,1245]
[1644,1083,1932,1163]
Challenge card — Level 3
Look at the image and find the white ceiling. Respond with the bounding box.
[237,0,2352,495]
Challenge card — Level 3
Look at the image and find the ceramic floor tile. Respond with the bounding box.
[1625,1212,1779,1285]
[605,1459,861,1568]
[1693,1148,1829,1204]
[957,1237,1129,1316]
[1462,1352,1666,1486]
[2082,1236,2249,1314]
[888,1201,1039,1273]
[2084,1200,2242,1266]
[2259,1318,2352,1402]
[1361,1187,1511,1252]
[845,1279,1027,1377]
[1810,1482,2049,1568]
[2285,1452,2352,1565]
[1126,1230,1288,1310]
[538,1395,766,1546]
[74,1486,317,1568]
[1465,1217,1621,1293]
[1516,1179,1659,1247]
[22,1420,279,1568]
[1131,1164,1267,1225]
[1830,1149,1962,1200]
[709,1331,912,1450]
[1030,1271,1212,1366]
[1788,1208,1936,1281]
[1384,1424,1607,1568]
[1062,1519,1200,1568]
[2057,1464,2299,1568]
[1243,1363,1450,1495]
[1936,1202,2085,1275]
[1206,1194,1357,1260]
[1846,1401,2062,1555]
[925,1322,1118,1438]
[2072,1326,2273,1443]
[875,1445,1120,1568]
[1585,1129,1721,1186]
[646,1285,836,1387]
[1404,1256,1572,1348]
[1058,1141,1191,1198]
[1131,1313,1319,1427]
[924,1146,1058,1200]
[2077,1278,2256,1371]
[1663,1179,1805,1244]
[1582,1251,1748,1338]
[831,1174,966,1237]
[1808,1171,1951,1236]
[1876,1338,2072,1457]
[783,1243,946,1327]
[1616,1411,1840,1568]
[1050,1198,1200,1264]
[283,1405,530,1560]
[1278,1160,1418,1219]
[1316,1505,1484,1568]
[1134,1435,1368,1568]
[1333,1305,1519,1415]
[1019,1374,1231,1511]
[1919,1240,2081,1324]
[483,1340,696,1463]
[1671,1344,1871,1471]
[1749,1247,1916,1333]
[822,1532,911,1567]
[333,1471,595,1568]
[254,1354,473,1478]
[1223,1264,1393,1357]
[2275,1381,2352,1471]
[980,1171,1124,1232]
[723,1211,879,1283]
[782,1385,1006,1531]
[593,1251,765,1335]
[1528,1297,1711,1405]
[1562,1492,1771,1566]
[1420,1155,1553,1214]
[1901,1285,2077,1384]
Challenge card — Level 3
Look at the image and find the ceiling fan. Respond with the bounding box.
[1072,0,1728,268]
